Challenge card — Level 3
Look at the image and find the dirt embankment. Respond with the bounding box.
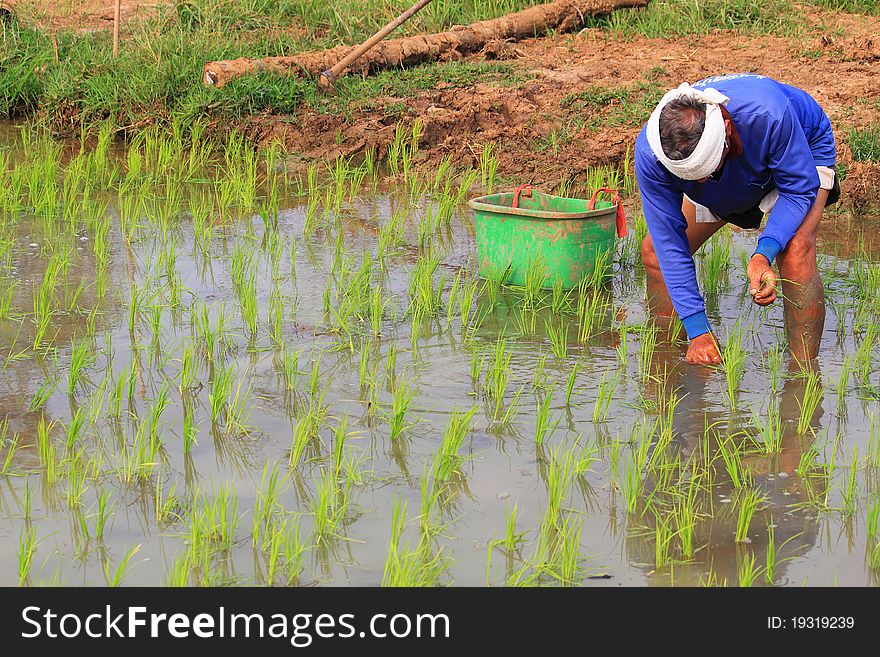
[0,0,169,32]
[254,9,880,206]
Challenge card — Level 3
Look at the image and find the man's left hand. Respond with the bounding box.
[747,254,777,306]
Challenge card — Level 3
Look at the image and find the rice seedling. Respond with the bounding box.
[290,410,320,470]
[29,376,57,412]
[721,323,747,407]
[522,257,547,311]
[551,277,574,314]
[432,406,477,485]
[869,413,880,468]
[546,319,569,360]
[738,551,761,587]
[867,498,879,538]
[534,391,560,446]
[18,528,38,586]
[592,371,617,423]
[387,382,415,441]
[104,544,141,587]
[735,488,766,543]
[751,404,783,454]
[209,362,234,425]
[565,362,581,406]
[637,322,658,380]
[576,286,606,343]
[382,497,446,587]
[95,488,113,541]
[479,142,498,194]
[836,355,852,415]
[841,447,859,515]
[718,435,750,488]
[484,336,512,422]
[1,433,21,475]
[796,371,824,435]
[574,435,600,476]
[615,328,628,368]
[281,347,301,391]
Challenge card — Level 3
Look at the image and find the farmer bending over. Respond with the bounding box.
[635,74,838,365]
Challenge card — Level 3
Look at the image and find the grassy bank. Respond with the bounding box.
[0,0,858,138]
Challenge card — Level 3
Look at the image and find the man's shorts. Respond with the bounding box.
[686,165,841,229]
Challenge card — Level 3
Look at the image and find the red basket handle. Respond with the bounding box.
[588,187,628,238]
[512,183,533,209]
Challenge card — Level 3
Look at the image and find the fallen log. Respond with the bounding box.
[202,0,650,87]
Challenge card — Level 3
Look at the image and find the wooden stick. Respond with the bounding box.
[113,0,122,57]
[318,0,434,90]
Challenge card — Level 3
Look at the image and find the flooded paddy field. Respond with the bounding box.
[0,124,878,587]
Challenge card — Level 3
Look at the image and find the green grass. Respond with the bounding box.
[0,1,533,133]
[848,125,880,162]
[0,0,835,136]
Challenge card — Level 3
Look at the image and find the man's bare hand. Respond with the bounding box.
[747,254,777,306]
[686,332,722,365]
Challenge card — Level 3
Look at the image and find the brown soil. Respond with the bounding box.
[250,9,880,206]
[1,0,169,32]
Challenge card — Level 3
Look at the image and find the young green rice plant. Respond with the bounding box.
[432,406,477,486]
[738,551,762,587]
[522,257,547,311]
[290,409,320,470]
[796,371,824,435]
[484,336,512,422]
[29,376,57,413]
[576,285,604,343]
[867,498,879,539]
[387,383,415,441]
[615,328,628,369]
[751,404,783,454]
[18,527,38,586]
[209,362,234,425]
[226,376,255,436]
[841,446,859,516]
[382,497,447,587]
[721,322,747,407]
[653,511,675,569]
[546,319,568,359]
[312,468,350,546]
[735,488,767,543]
[565,361,581,406]
[574,435,600,477]
[869,412,880,469]
[36,416,59,484]
[836,355,852,416]
[699,230,731,296]
[1,431,21,475]
[592,371,618,423]
[268,286,284,347]
[550,277,574,314]
[281,347,301,391]
[534,391,560,446]
[718,434,751,489]
[65,405,87,452]
[671,468,702,559]
[104,544,141,587]
[763,343,783,395]
[479,142,498,194]
[67,339,96,396]
[637,322,658,380]
[854,324,877,383]
[95,488,112,541]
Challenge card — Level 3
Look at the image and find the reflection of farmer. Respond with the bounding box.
[636,74,838,365]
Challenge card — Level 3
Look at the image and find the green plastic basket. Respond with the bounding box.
[469,187,620,289]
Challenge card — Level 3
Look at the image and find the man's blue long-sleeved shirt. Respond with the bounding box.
[635,74,836,339]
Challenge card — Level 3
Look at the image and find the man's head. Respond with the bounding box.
[646,83,731,181]
[659,97,732,182]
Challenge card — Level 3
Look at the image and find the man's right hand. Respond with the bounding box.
[686,332,722,365]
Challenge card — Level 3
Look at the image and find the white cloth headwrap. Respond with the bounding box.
[646,83,730,181]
